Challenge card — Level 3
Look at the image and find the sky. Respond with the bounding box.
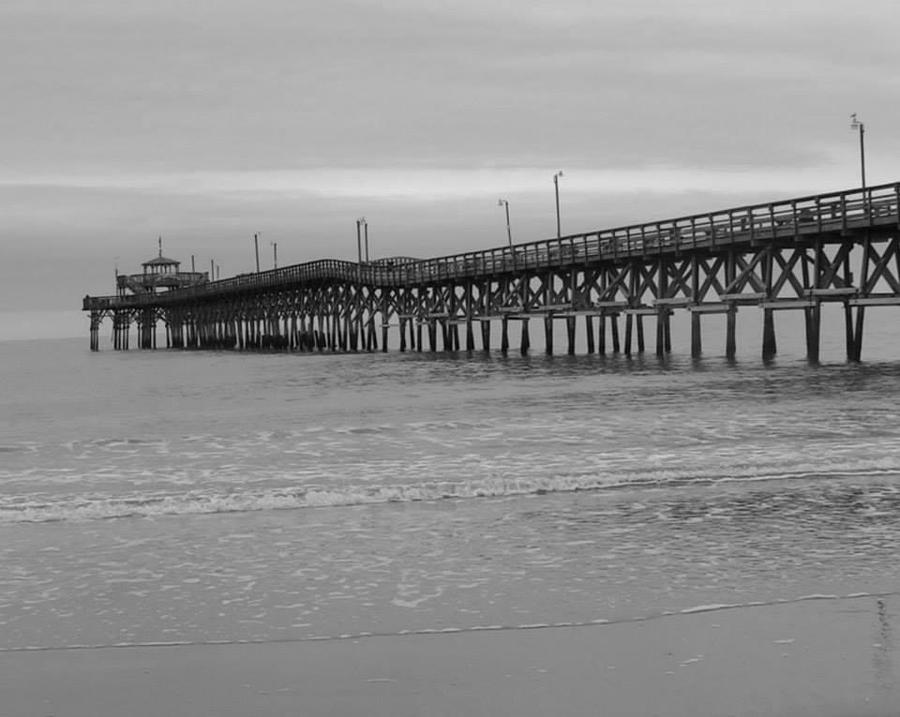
[3,0,900,340]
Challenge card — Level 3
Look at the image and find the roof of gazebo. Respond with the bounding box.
[142,255,180,267]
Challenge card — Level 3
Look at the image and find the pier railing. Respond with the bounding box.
[84,182,900,311]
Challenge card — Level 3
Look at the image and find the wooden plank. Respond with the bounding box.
[719,292,766,304]
[688,303,732,314]
[760,299,814,310]
[848,297,900,306]
[807,288,857,297]
[555,310,607,318]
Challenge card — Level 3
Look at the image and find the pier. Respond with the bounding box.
[82,182,900,361]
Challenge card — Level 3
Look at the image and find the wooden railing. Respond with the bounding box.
[84,182,900,311]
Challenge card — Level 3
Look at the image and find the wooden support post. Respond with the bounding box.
[726,307,737,359]
[585,315,595,354]
[852,306,865,362]
[451,323,460,352]
[317,316,326,352]
[544,315,553,355]
[520,318,530,355]
[380,298,389,353]
[655,310,665,356]
[399,318,407,352]
[610,314,620,353]
[691,312,702,358]
[90,312,100,351]
[762,308,777,360]
[805,303,821,363]
[850,235,870,362]
[566,316,576,355]
[624,313,633,355]
[501,317,509,354]
[481,320,491,352]
[844,302,854,361]
[636,315,645,353]
[598,315,606,354]
[416,321,423,353]
[465,319,475,352]
[664,310,672,353]
[428,321,437,352]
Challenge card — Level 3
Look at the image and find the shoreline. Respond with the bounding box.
[2,589,898,655]
[2,595,897,717]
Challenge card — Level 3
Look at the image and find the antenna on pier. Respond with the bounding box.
[158,236,163,257]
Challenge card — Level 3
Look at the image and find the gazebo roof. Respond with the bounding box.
[142,237,180,268]
[142,255,180,267]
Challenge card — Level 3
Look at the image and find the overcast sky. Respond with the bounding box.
[3,0,900,339]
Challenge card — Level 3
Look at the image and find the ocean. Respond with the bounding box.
[2,311,900,653]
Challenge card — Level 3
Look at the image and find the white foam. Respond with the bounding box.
[4,459,900,524]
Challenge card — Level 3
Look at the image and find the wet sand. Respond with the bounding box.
[1,596,897,717]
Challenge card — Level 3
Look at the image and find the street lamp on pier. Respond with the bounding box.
[270,241,278,269]
[850,113,866,190]
[497,199,513,248]
[356,217,369,263]
[253,233,261,273]
[553,171,564,238]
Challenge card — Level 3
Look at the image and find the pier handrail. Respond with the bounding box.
[84,181,900,311]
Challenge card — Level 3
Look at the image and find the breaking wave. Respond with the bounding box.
[2,464,899,524]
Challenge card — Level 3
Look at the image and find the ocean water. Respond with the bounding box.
[2,313,900,652]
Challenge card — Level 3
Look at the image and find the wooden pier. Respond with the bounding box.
[83,182,900,362]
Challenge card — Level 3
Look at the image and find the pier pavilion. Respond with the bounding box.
[83,182,900,361]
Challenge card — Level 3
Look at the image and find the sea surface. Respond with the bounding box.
[2,312,900,652]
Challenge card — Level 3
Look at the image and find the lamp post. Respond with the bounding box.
[356,217,368,263]
[497,199,513,248]
[364,219,369,262]
[553,171,564,238]
[270,241,278,269]
[253,233,260,273]
[850,113,866,190]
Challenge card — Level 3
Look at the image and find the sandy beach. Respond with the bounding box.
[2,594,897,717]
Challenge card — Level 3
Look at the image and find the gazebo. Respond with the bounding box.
[116,238,208,295]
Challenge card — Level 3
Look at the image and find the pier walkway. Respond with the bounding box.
[83,182,900,361]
